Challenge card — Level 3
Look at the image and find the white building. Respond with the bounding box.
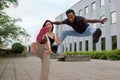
[55,0,120,53]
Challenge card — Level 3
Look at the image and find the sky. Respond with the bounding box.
[5,0,80,45]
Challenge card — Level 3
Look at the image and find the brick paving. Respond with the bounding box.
[0,57,120,80]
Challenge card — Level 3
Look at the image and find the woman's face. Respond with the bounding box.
[45,21,53,31]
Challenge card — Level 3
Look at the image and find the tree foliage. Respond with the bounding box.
[0,0,30,48]
[12,43,25,53]
[0,0,18,10]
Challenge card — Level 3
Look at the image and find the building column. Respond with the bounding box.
[104,0,112,50]
[116,0,120,48]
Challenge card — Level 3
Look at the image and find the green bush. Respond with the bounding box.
[100,53,107,60]
[0,50,5,56]
[11,43,25,54]
[107,49,120,60]
[65,49,120,60]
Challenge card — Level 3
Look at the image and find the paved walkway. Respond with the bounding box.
[0,57,120,80]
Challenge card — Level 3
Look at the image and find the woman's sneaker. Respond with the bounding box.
[36,26,49,44]
[93,28,102,43]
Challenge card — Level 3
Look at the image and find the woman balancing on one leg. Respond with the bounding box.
[35,20,61,80]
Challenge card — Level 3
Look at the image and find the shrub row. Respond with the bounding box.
[64,49,120,60]
[0,50,5,56]
[0,43,26,56]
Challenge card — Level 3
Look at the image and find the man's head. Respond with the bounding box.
[66,9,75,23]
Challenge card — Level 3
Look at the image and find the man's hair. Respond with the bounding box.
[66,9,75,15]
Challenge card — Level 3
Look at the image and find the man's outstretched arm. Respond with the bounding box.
[84,18,108,24]
[52,21,63,25]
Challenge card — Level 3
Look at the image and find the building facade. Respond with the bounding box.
[55,0,120,53]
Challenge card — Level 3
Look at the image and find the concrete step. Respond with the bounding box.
[58,55,91,61]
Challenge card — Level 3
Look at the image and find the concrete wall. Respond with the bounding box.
[55,0,120,53]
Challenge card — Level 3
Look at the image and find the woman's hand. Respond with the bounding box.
[44,49,52,55]
[54,34,61,44]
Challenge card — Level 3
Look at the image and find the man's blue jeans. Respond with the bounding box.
[60,26,96,42]
[58,26,96,53]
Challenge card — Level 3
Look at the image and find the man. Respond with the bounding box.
[52,9,108,52]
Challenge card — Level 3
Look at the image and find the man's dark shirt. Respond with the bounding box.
[62,16,89,33]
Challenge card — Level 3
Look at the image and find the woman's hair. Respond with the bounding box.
[42,20,54,32]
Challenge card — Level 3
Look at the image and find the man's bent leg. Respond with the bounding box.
[60,30,84,42]
[83,26,96,36]
[60,29,95,41]
[57,27,96,53]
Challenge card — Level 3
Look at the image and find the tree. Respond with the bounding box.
[12,43,25,53]
[0,0,30,48]
[0,0,18,10]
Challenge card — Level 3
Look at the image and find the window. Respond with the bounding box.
[75,12,78,16]
[74,42,77,52]
[66,44,68,52]
[93,43,96,51]
[79,41,82,51]
[93,24,96,28]
[92,2,96,11]
[111,11,117,24]
[85,40,88,51]
[101,37,106,50]
[85,6,88,14]
[70,43,72,51]
[66,47,68,52]
[79,10,82,16]
[100,15,105,27]
[62,44,64,52]
[100,0,105,7]
[110,0,114,2]
[112,35,117,50]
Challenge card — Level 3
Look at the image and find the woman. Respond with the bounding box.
[35,20,61,80]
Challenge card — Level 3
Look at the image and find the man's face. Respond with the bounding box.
[67,12,75,23]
